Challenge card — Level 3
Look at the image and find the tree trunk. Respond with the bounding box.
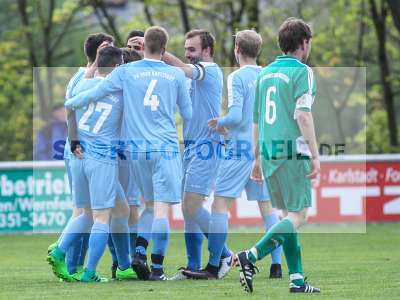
[370,0,398,148]
[387,0,400,33]
[178,0,190,34]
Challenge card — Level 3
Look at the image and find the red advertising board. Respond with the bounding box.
[170,156,400,227]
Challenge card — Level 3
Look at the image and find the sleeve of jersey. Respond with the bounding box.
[189,63,206,81]
[65,68,123,109]
[294,66,316,113]
[177,73,192,121]
[219,73,243,128]
[253,76,261,124]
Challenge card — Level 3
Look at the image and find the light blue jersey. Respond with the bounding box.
[181,62,224,196]
[65,58,192,203]
[222,65,261,159]
[214,65,270,201]
[183,62,223,148]
[65,59,192,154]
[69,76,125,209]
[73,77,123,162]
[64,67,86,160]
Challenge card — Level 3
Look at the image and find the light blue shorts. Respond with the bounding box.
[128,152,182,203]
[182,141,224,196]
[71,157,125,210]
[64,158,73,192]
[214,158,270,201]
[118,158,141,206]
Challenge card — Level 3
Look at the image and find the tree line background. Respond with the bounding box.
[0,0,399,160]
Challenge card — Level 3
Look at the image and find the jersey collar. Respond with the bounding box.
[276,55,301,61]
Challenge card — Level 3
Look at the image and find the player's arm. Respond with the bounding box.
[162,52,205,80]
[218,73,244,128]
[251,77,263,183]
[296,111,319,179]
[66,109,82,158]
[176,72,192,121]
[294,66,319,179]
[65,67,123,109]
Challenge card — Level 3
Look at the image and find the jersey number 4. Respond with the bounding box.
[265,86,277,124]
[78,102,112,133]
[144,79,160,111]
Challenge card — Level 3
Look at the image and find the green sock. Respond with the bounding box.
[284,231,304,286]
[253,218,295,261]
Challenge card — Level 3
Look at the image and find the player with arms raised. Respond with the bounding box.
[236,18,321,294]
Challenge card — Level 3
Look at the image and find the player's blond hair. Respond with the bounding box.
[235,30,263,59]
[144,26,169,54]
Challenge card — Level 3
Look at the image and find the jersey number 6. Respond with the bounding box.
[265,86,277,124]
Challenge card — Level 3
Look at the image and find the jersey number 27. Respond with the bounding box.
[78,102,112,133]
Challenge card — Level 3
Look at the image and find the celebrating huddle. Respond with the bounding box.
[47,17,320,294]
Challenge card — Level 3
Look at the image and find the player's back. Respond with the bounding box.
[119,59,186,153]
[256,55,315,159]
[183,62,223,146]
[226,65,261,158]
[73,77,123,161]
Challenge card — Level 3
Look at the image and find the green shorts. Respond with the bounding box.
[265,157,312,212]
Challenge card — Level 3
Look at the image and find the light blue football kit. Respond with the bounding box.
[65,59,192,203]
[65,58,192,271]
[70,77,125,210]
[182,62,224,196]
[207,65,281,270]
[215,65,270,201]
[180,62,232,272]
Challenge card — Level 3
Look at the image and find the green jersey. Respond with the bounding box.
[253,55,316,176]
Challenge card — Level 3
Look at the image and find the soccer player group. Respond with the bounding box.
[46,17,321,294]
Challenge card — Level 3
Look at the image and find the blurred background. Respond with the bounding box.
[0,0,399,161]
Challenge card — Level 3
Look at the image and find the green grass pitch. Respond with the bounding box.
[0,224,399,299]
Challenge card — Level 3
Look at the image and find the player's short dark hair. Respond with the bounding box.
[126,30,144,43]
[185,29,216,57]
[144,26,169,54]
[278,18,312,53]
[235,30,262,58]
[97,46,122,74]
[84,33,114,63]
[120,47,142,63]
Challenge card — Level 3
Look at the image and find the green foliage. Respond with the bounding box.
[0,38,32,160]
[1,0,399,160]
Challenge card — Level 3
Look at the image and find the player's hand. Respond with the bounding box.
[127,36,144,56]
[208,118,219,130]
[307,157,320,179]
[216,125,228,136]
[73,144,84,159]
[94,41,112,65]
[251,159,264,183]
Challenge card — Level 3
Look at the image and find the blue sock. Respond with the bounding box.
[58,214,92,254]
[151,218,169,268]
[192,207,231,259]
[110,217,131,270]
[129,223,138,259]
[66,237,83,274]
[184,216,203,270]
[77,233,89,266]
[208,213,228,267]
[263,212,282,264]
[108,236,118,264]
[86,223,109,272]
[137,208,154,246]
